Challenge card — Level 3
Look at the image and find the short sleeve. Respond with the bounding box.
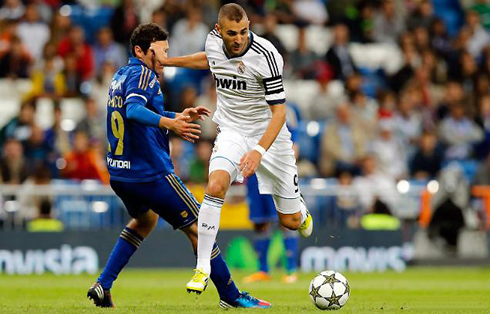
[124,65,156,107]
[254,43,286,105]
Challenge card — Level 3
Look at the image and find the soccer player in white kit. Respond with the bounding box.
[161,3,313,294]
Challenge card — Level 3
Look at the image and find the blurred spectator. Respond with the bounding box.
[335,171,361,226]
[110,0,140,45]
[289,26,318,79]
[62,131,108,183]
[470,0,490,29]
[151,8,167,29]
[170,6,208,56]
[439,103,483,160]
[177,86,198,112]
[195,81,217,140]
[188,139,212,184]
[259,13,287,58]
[58,26,95,81]
[407,0,434,31]
[345,2,375,43]
[370,119,407,180]
[0,138,29,184]
[91,61,116,111]
[292,0,328,25]
[436,81,467,121]
[474,152,490,185]
[0,0,25,21]
[0,35,32,79]
[76,98,106,143]
[170,136,189,181]
[360,200,400,230]
[410,131,443,180]
[319,103,367,177]
[26,198,63,232]
[44,104,71,177]
[465,10,489,58]
[49,10,72,47]
[270,0,296,24]
[393,90,422,149]
[373,0,405,44]
[413,26,430,52]
[93,27,127,73]
[353,155,399,213]
[24,125,50,171]
[18,165,53,228]
[475,94,490,158]
[378,90,397,119]
[308,78,342,121]
[16,3,50,60]
[0,100,36,148]
[430,18,451,59]
[0,19,19,56]
[62,54,82,96]
[27,57,66,99]
[325,24,357,81]
[350,91,378,139]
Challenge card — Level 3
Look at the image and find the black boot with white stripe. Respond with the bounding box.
[87,282,114,308]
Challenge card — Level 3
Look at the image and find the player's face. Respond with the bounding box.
[149,40,169,74]
[217,18,250,57]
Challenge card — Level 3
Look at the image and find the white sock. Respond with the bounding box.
[196,194,223,275]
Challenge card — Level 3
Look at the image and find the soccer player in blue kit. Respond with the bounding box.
[86,23,270,309]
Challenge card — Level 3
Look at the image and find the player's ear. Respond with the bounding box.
[215,23,221,35]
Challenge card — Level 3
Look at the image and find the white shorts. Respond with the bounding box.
[209,127,302,215]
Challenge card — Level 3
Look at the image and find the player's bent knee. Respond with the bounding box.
[206,180,228,199]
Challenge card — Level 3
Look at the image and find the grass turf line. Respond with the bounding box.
[1,267,490,313]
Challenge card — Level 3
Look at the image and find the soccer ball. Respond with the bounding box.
[309,270,350,310]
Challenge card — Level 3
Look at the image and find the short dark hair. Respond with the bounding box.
[218,3,247,24]
[130,23,168,56]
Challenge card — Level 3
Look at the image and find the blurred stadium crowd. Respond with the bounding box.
[1,0,490,233]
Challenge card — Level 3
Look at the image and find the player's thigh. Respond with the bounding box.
[144,174,200,230]
[210,128,247,184]
[110,179,150,218]
[246,174,277,224]
[256,139,302,215]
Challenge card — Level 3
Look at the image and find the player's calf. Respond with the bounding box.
[278,212,302,230]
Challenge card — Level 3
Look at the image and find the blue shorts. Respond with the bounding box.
[246,174,277,223]
[110,173,200,230]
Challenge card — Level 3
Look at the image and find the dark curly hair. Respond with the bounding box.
[130,23,169,56]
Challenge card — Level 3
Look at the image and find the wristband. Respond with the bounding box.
[253,145,266,156]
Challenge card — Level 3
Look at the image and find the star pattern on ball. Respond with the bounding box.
[309,284,322,302]
[322,273,341,286]
[344,282,351,295]
[326,291,341,307]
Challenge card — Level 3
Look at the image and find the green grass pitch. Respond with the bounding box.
[1,267,490,313]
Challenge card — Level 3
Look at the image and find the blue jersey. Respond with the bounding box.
[106,58,175,182]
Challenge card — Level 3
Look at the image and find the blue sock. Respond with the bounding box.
[254,233,271,273]
[210,243,240,303]
[283,232,299,274]
[98,227,143,290]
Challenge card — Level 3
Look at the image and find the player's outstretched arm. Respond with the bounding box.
[160,52,210,70]
[239,103,286,177]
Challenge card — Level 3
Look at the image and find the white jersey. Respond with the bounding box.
[205,29,290,138]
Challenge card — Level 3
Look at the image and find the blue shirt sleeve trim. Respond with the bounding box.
[126,102,161,127]
[267,99,286,105]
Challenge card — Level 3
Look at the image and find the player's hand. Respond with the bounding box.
[169,115,201,143]
[182,106,211,122]
[239,150,262,177]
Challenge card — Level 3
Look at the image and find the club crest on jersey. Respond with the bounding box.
[149,77,156,89]
[213,74,247,90]
[237,61,246,74]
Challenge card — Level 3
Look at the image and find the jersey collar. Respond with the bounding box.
[222,31,254,59]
